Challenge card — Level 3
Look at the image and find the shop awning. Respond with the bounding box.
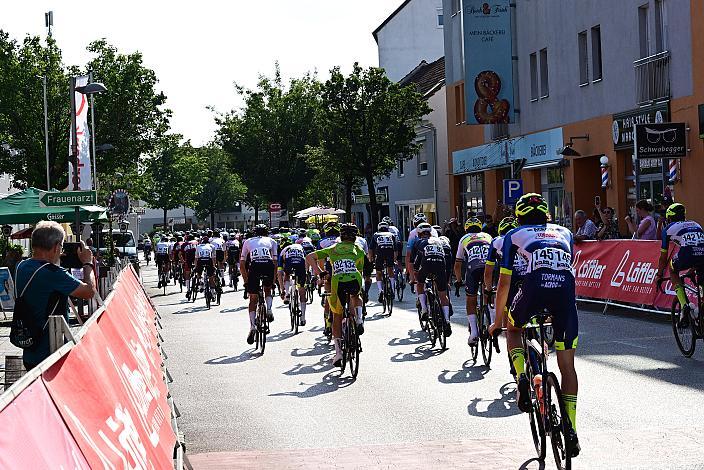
[522,159,564,170]
[0,188,108,225]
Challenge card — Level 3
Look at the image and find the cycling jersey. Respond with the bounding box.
[388,225,400,239]
[370,231,397,251]
[319,236,337,250]
[335,236,369,255]
[183,240,197,265]
[314,241,365,314]
[196,243,214,259]
[406,226,439,250]
[226,239,241,264]
[296,236,316,255]
[155,242,171,255]
[240,236,278,265]
[501,224,578,351]
[411,236,448,288]
[456,232,492,269]
[279,243,306,268]
[662,220,704,272]
[210,237,225,251]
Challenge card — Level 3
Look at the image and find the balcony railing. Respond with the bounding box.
[634,50,670,105]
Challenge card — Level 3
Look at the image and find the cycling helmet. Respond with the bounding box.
[279,237,292,249]
[377,221,389,231]
[254,224,269,236]
[666,202,686,222]
[439,235,451,246]
[297,229,307,237]
[324,221,340,236]
[412,213,427,226]
[515,193,549,217]
[417,222,432,235]
[222,233,228,240]
[200,236,209,244]
[311,231,321,242]
[432,224,442,232]
[176,236,183,242]
[382,216,393,225]
[340,223,358,239]
[498,216,518,236]
[464,217,482,231]
[270,227,280,235]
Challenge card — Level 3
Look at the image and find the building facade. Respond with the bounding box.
[443,0,704,232]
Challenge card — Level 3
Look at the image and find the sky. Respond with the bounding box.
[0,1,404,146]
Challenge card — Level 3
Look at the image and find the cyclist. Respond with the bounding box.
[210,230,226,286]
[318,222,341,337]
[194,235,217,302]
[488,193,580,457]
[225,233,241,288]
[306,223,366,366]
[656,203,704,326]
[483,216,520,325]
[143,235,152,262]
[439,235,454,294]
[278,237,308,325]
[155,236,171,287]
[183,233,197,299]
[369,221,398,303]
[241,224,278,345]
[453,217,493,346]
[411,223,452,336]
[405,213,439,284]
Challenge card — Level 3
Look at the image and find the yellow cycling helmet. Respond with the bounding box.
[515,193,549,217]
[464,217,482,231]
[666,203,686,222]
[498,216,518,236]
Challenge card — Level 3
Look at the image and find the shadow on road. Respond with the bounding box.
[218,306,248,314]
[283,356,335,376]
[291,341,333,357]
[518,458,546,470]
[268,330,296,342]
[364,311,390,322]
[172,305,211,314]
[388,329,426,347]
[269,372,354,398]
[466,382,520,418]
[204,352,258,365]
[390,344,444,362]
[438,360,488,384]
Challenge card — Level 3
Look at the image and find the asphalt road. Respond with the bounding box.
[143,260,704,469]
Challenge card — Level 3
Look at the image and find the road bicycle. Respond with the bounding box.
[323,288,362,378]
[380,265,394,315]
[144,249,151,265]
[288,272,302,334]
[393,264,405,301]
[414,277,447,350]
[495,310,574,470]
[158,263,169,296]
[173,262,184,293]
[189,271,200,302]
[254,283,270,354]
[228,262,239,291]
[306,271,316,304]
[659,270,704,357]
[474,283,495,367]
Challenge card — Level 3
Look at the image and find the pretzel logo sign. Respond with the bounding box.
[473,70,510,124]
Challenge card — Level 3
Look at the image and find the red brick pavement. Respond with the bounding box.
[187,439,543,470]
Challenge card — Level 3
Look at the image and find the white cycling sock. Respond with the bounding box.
[419,293,428,311]
[442,305,450,322]
[468,314,478,338]
[377,280,383,291]
[301,301,307,318]
[265,296,273,312]
[249,311,256,329]
[356,307,363,324]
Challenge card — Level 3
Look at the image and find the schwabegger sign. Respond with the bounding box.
[39,190,97,207]
[634,123,687,159]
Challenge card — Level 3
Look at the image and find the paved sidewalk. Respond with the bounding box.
[0,322,22,390]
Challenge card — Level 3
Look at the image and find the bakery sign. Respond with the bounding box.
[612,102,669,150]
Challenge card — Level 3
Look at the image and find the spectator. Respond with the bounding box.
[482,213,498,237]
[594,203,621,240]
[444,218,462,256]
[625,199,657,240]
[15,221,96,371]
[574,210,598,241]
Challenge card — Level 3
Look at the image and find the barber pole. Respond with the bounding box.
[601,165,609,188]
[668,159,678,183]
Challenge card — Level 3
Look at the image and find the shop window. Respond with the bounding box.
[578,31,589,86]
[540,48,549,98]
[591,25,603,81]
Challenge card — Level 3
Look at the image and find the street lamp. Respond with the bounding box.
[76,80,108,193]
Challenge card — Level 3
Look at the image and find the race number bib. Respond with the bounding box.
[251,247,272,261]
[466,244,489,263]
[377,235,394,248]
[424,244,444,257]
[156,246,168,254]
[681,231,704,247]
[332,259,358,275]
[197,248,211,258]
[530,247,571,272]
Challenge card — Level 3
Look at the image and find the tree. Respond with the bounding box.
[191,146,246,228]
[302,145,356,214]
[216,65,320,216]
[0,32,70,189]
[140,136,205,229]
[320,64,430,227]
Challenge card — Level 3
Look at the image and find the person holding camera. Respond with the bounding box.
[625,199,657,240]
[15,221,97,371]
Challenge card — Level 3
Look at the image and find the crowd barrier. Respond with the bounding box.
[0,265,182,469]
[574,239,689,313]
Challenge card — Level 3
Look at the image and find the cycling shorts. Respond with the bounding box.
[215,250,225,263]
[671,247,704,273]
[227,250,240,265]
[374,250,395,271]
[246,261,275,294]
[362,256,373,278]
[328,278,361,315]
[464,265,485,296]
[509,272,578,351]
[417,261,448,292]
[156,254,170,266]
[195,258,215,277]
[284,263,306,286]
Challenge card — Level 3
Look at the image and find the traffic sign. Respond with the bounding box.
[38,190,97,208]
[503,179,523,205]
[269,203,282,212]
[133,207,146,215]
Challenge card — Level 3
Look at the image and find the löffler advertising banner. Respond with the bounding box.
[463,0,514,124]
[69,75,93,190]
[574,240,688,309]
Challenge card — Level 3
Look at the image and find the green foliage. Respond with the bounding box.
[216,64,320,210]
[191,146,247,227]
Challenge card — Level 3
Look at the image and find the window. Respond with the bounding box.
[530,52,538,101]
[578,31,589,85]
[417,140,429,175]
[655,0,666,52]
[397,158,405,177]
[591,25,603,81]
[539,48,549,98]
[639,4,650,58]
[437,8,444,27]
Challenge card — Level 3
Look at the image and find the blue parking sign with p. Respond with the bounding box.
[503,179,523,205]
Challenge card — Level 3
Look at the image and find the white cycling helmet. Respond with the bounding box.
[417,222,432,235]
[412,213,427,226]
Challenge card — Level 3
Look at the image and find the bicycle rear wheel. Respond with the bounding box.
[258,305,267,354]
[348,321,360,378]
[205,284,211,309]
[386,279,393,315]
[294,294,300,335]
[480,305,493,366]
[671,299,696,357]
[435,303,446,350]
[546,373,571,470]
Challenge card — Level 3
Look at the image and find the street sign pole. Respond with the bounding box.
[69,76,80,241]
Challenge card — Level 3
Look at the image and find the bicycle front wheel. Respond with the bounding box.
[671,299,696,357]
[348,321,360,378]
[546,373,571,470]
[480,306,493,367]
[387,280,394,315]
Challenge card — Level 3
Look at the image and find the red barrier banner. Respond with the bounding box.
[0,378,90,469]
[42,267,175,469]
[574,240,662,305]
